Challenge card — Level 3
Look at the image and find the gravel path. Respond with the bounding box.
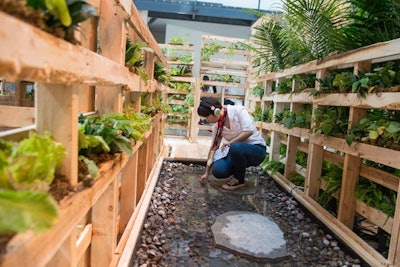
[132,161,368,267]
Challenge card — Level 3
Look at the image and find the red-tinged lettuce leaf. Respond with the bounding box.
[0,189,58,234]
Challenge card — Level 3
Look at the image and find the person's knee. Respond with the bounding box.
[212,165,230,178]
[229,142,242,156]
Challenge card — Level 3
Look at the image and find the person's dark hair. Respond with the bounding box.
[198,98,222,117]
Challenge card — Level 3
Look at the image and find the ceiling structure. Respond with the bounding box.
[133,0,274,27]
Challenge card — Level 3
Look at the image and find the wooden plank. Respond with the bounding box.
[136,143,148,203]
[1,154,129,267]
[256,38,400,82]
[272,172,389,267]
[128,3,166,64]
[337,107,365,229]
[284,102,301,179]
[76,224,93,263]
[0,106,34,127]
[36,83,79,186]
[304,143,323,200]
[91,179,119,266]
[388,180,400,264]
[115,152,165,267]
[46,229,77,267]
[310,135,400,170]
[0,11,131,87]
[119,154,138,234]
[337,154,361,228]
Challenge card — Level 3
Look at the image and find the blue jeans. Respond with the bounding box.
[212,142,267,183]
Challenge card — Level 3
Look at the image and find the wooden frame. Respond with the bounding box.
[247,37,400,267]
[0,0,167,265]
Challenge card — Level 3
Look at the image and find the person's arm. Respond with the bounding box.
[200,126,217,184]
[221,131,252,149]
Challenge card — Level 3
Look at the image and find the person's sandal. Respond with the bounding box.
[222,178,246,190]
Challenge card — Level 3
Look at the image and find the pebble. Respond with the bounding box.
[133,162,367,267]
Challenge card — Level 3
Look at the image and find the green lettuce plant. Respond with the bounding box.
[0,132,65,234]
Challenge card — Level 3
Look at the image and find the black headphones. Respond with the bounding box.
[200,101,221,116]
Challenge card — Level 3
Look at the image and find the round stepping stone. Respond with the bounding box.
[211,211,288,260]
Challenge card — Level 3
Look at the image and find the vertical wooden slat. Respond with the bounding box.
[304,103,323,200]
[96,0,125,115]
[269,102,284,161]
[35,83,79,186]
[136,142,148,203]
[91,179,119,266]
[119,154,138,234]
[337,107,366,228]
[46,229,77,267]
[76,12,98,113]
[388,180,400,264]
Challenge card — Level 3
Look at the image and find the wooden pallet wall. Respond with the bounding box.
[0,0,167,266]
[159,43,196,139]
[193,35,251,140]
[246,37,400,267]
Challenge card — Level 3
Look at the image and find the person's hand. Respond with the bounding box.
[200,173,208,185]
[220,142,230,151]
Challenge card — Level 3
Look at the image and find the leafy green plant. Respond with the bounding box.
[201,42,223,61]
[312,106,349,137]
[153,61,170,85]
[263,105,274,122]
[318,162,343,209]
[169,81,192,91]
[260,158,285,175]
[248,0,400,73]
[275,105,312,129]
[139,95,171,116]
[125,39,150,83]
[252,105,263,122]
[169,37,186,45]
[346,110,400,150]
[0,132,65,234]
[275,78,292,94]
[170,65,192,77]
[356,178,396,217]
[78,112,150,158]
[210,74,240,83]
[1,0,97,44]
[176,53,193,64]
[252,84,264,98]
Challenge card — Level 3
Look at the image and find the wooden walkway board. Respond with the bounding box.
[164,136,211,162]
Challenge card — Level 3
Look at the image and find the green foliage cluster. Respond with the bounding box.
[253,104,274,122]
[169,82,192,91]
[201,42,223,61]
[346,109,400,150]
[153,61,170,85]
[210,74,241,83]
[312,62,400,98]
[140,95,171,116]
[78,112,150,159]
[125,39,150,83]
[1,0,97,44]
[169,37,186,45]
[250,0,400,72]
[312,106,349,137]
[274,105,312,129]
[0,132,65,234]
[252,84,264,98]
[170,65,192,77]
